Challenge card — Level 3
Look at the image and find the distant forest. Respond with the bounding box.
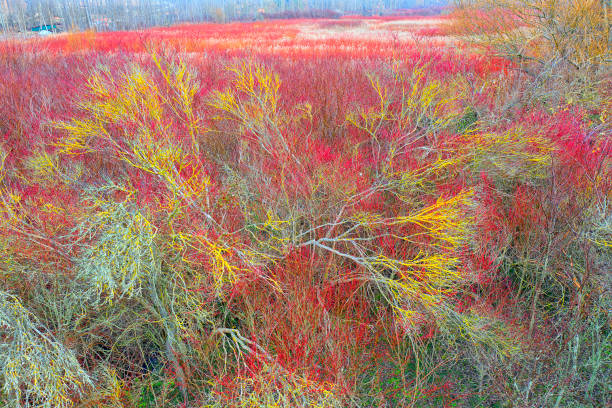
[0,0,448,32]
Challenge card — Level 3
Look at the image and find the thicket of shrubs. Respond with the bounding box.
[0,4,609,407]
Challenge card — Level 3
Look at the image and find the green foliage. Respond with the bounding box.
[137,373,183,408]
[455,106,478,133]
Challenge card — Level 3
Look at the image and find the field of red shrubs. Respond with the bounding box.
[0,13,609,408]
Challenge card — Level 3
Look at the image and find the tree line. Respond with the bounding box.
[0,0,448,33]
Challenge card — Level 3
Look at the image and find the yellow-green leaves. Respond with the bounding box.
[464,127,554,183]
[209,61,289,155]
[0,291,92,408]
[440,307,522,359]
[54,53,209,213]
[151,52,202,153]
[171,232,244,297]
[347,63,461,145]
[77,202,159,304]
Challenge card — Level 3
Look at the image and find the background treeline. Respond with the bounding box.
[0,0,448,32]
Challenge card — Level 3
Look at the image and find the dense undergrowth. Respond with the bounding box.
[0,11,609,408]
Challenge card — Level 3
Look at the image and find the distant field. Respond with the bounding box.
[11,16,460,55]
